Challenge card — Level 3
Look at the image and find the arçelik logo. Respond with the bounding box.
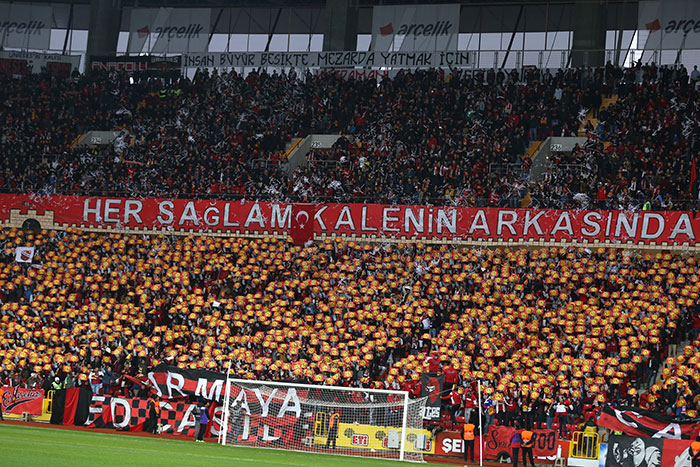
[646,17,700,34]
[136,24,204,40]
[378,21,453,37]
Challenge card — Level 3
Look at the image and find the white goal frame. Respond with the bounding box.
[218,369,418,461]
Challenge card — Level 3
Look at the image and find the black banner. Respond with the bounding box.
[89,55,181,74]
[420,373,444,421]
[606,435,663,467]
[181,51,471,69]
[147,364,226,401]
[598,405,700,440]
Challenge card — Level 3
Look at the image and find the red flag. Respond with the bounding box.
[137,25,150,39]
[379,23,394,36]
[290,204,316,244]
[646,18,661,33]
[691,157,697,197]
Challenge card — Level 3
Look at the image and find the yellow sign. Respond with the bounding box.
[313,413,434,454]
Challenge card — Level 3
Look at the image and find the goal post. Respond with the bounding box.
[218,374,429,462]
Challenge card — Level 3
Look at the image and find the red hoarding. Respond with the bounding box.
[1,387,44,415]
[1,193,698,246]
[434,427,568,463]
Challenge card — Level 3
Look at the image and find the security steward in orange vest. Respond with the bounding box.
[326,411,340,450]
[461,422,475,462]
[520,429,536,467]
[691,441,700,467]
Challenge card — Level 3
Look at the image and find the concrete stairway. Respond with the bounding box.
[525,139,543,159]
[577,95,618,137]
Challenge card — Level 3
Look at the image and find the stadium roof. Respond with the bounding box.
[41,0,638,7]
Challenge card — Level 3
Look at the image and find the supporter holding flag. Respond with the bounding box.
[504,394,517,427]
[483,395,495,434]
[448,386,463,424]
[88,367,102,394]
[463,388,477,425]
[556,397,570,439]
[546,398,556,430]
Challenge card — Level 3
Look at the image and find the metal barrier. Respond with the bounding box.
[569,431,599,459]
[43,390,54,414]
[314,411,329,437]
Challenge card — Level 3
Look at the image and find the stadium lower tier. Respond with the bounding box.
[1,227,699,428]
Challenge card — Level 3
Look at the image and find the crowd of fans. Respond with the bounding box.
[0,228,698,438]
[534,63,700,211]
[1,61,698,208]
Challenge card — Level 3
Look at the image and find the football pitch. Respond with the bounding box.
[0,424,459,466]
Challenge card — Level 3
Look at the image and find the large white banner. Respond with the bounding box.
[181,50,472,69]
[0,3,52,50]
[128,8,211,54]
[371,4,459,52]
[638,0,700,50]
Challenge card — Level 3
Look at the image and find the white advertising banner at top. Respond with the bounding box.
[0,3,52,51]
[128,8,211,54]
[638,0,700,50]
[371,4,459,52]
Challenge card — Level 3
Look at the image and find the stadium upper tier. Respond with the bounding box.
[0,63,697,210]
[0,228,698,417]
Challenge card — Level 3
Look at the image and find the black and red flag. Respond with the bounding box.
[598,405,700,439]
[50,388,91,426]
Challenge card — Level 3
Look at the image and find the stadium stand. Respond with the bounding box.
[2,63,698,209]
[1,227,698,438]
[3,2,700,464]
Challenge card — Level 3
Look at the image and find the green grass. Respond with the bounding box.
[0,424,458,466]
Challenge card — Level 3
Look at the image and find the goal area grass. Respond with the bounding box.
[0,423,460,466]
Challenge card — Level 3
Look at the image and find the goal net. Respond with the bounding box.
[218,377,428,462]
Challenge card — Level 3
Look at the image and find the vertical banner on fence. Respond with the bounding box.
[371,4,459,52]
[128,8,211,54]
[419,373,444,421]
[0,3,52,50]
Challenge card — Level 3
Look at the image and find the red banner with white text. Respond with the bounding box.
[434,427,568,463]
[1,387,44,415]
[0,194,698,245]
